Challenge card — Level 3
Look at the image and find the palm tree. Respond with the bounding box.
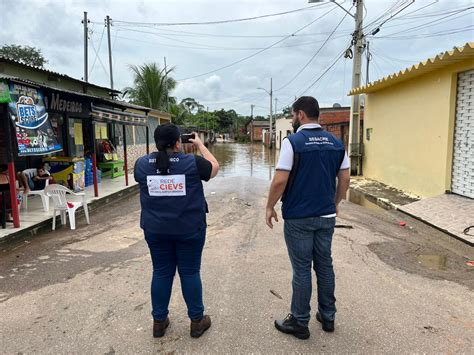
[124,63,176,111]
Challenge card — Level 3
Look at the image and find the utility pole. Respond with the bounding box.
[105,15,114,90]
[365,41,371,86]
[164,56,169,112]
[348,0,364,176]
[269,77,273,149]
[82,12,89,85]
[250,104,255,119]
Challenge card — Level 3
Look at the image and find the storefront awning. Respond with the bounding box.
[91,104,148,126]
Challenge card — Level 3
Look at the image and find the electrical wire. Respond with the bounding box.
[176,6,338,81]
[274,7,352,92]
[89,26,109,78]
[112,25,353,39]
[89,24,106,77]
[373,6,474,37]
[114,29,349,51]
[110,3,329,27]
[374,25,474,39]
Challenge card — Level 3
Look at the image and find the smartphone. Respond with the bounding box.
[181,133,195,144]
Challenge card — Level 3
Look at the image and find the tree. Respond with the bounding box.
[180,97,204,114]
[124,63,176,111]
[169,103,188,126]
[0,44,48,67]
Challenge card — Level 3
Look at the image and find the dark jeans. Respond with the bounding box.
[284,217,336,326]
[144,228,206,321]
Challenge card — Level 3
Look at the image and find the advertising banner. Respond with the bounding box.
[7,82,63,156]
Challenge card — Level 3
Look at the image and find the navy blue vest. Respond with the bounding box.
[134,152,207,235]
[282,128,345,219]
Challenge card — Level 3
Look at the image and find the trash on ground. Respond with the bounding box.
[466,260,474,267]
[335,224,353,229]
[270,289,283,300]
[399,221,407,227]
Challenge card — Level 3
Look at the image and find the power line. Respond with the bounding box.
[176,6,338,81]
[374,25,474,39]
[274,7,351,92]
[363,0,408,32]
[111,3,329,27]
[299,50,346,97]
[115,33,347,50]
[89,24,106,77]
[373,6,474,37]
[115,29,347,50]
[89,25,109,78]
[113,25,353,39]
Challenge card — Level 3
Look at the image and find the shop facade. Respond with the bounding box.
[0,77,150,228]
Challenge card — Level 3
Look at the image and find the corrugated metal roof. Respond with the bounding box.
[349,42,474,95]
[0,56,121,94]
[1,75,150,113]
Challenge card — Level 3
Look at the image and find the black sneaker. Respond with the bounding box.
[316,312,334,332]
[153,317,170,338]
[274,314,310,340]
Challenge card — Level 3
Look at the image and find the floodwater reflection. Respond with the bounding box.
[208,143,278,180]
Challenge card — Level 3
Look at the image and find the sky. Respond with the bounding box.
[1,0,473,116]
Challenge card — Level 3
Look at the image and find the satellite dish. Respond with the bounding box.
[333,103,342,108]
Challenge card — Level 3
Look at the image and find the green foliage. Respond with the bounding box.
[0,44,48,67]
[124,63,176,111]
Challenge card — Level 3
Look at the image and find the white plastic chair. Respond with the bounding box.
[44,184,90,230]
[22,168,50,212]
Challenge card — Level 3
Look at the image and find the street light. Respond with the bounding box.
[309,0,364,175]
[257,77,273,149]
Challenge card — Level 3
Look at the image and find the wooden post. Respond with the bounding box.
[91,121,99,197]
[123,124,128,186]
[4,106,20,227]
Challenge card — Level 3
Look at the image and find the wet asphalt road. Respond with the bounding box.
[1,176,473,354]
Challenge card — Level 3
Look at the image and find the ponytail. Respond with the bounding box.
[156,148,171,175]
[153,124,181,175]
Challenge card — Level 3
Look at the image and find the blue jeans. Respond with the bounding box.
[284,217,336,326]
[144,228,206,321]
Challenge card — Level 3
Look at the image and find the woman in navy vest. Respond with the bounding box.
[134,124,219,338]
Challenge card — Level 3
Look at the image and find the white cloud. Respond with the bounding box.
[174,74,223,101]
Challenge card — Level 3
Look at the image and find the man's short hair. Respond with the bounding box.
[292,96,320,120]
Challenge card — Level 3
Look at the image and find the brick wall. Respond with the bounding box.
[116,144,154,174]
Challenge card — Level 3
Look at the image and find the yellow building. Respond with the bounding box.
[350,43,474,199]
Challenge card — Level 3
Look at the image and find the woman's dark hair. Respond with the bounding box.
[292,96,320,120]
[154,124,180,175]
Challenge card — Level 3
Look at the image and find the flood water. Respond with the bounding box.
[209,142,278,180]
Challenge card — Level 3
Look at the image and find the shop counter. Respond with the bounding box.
[98,160,125,178]
[43,157,85,192]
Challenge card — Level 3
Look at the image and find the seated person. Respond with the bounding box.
[0,164,30,194]
[31,165,54,191]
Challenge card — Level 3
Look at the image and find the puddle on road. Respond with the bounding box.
[417,254,447,270]
[347,189,386,213]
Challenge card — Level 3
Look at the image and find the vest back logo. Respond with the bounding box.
[147,174,186,197]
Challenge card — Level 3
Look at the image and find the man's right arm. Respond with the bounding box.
[335,169,350,214]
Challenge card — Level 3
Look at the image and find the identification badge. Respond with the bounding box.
[147,175,186,196]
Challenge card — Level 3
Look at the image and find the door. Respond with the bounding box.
[451,69,474,198]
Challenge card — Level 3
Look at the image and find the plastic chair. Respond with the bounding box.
[44,184,90,230]
[22,168,50,212]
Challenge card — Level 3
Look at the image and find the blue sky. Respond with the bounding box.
[1,0,472,116]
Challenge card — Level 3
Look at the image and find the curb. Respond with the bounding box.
[350,186,473,247]
[0,184,139,247]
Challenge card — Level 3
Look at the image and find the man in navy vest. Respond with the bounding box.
[266,96,350,340]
